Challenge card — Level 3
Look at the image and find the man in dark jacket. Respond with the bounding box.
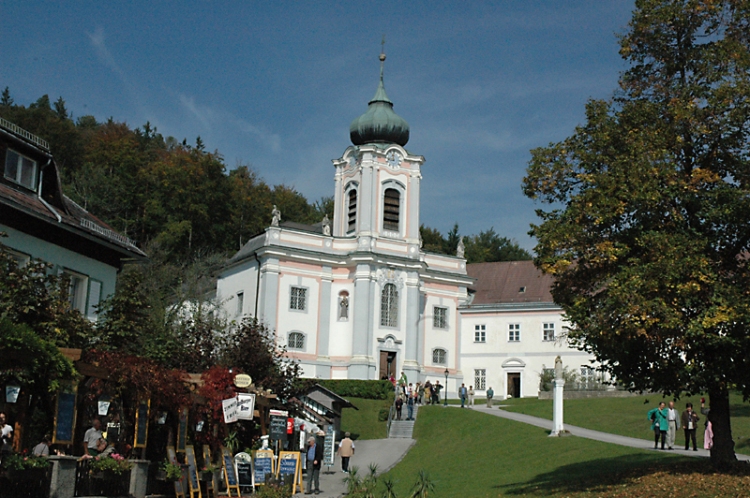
[305,436,324,494]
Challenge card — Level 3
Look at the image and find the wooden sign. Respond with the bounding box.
[185,446,202,498]
[177,407,188,451]
[167,446,186,498]
[276,451,302,494]
[253,449,274,485]
[52,384,77,445]
[133,399,150,448]
[221,447,241,497]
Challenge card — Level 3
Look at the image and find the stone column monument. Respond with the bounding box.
[550,355,566,436]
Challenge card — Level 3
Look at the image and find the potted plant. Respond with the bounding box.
[157,460,182,481]
[200,462,219,482]
[2,452,50,480]
[88,453,133,476]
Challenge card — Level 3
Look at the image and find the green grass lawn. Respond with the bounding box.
[340,397,390,440]
[500,393,750,454]
[380,405,689,497]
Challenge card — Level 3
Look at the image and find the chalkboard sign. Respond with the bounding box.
[253,449,274,485]
[177,408,188,451]
[133,399,150,448]
[236,462,252,487]
[167,447,186,498]
[276,451,301,494]
[53,386,77,445]
[323,425,335,467]
[185,446,200,497]
[221,447,241,497]
[269,415,287,441]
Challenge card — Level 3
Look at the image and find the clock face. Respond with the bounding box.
[386,150,402,168]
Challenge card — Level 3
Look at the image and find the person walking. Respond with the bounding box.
[0,412,12,465]
[647,402,668,449]
[486,387,494,408]
[337,432,355,474]
[406,393,415,420]
[681,402,700,451]
[395,396,403,420]
[305,436,323,494]
[459,383,467,408]
[432,381,441,405]
[416,382,423,405]
[666,401,679,450]
[468,386,475,408]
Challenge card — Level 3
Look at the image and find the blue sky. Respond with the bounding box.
[1,1,635,251]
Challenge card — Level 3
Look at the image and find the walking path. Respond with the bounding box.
[471,404,750,462]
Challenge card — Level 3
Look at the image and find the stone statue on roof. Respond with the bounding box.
[322,214,331,235]
[456,236,465,258]
[271,205,281,227]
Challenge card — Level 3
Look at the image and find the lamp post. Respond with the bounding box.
[443,368,449,407]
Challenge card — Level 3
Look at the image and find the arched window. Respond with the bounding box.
[288,332,305,350]
[383,188,400,232]
[347,190,357,233]
[432,348,447,365]
[380,283,398,327]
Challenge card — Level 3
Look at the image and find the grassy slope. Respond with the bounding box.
[381,405,685,497]
[500,393,750,454]
[339,397,390,440]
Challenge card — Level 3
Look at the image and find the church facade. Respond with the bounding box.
[216,56,595,398]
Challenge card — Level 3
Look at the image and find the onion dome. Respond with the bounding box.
[349,52,410,146]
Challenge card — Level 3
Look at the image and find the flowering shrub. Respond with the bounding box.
[2,453,51,471]
[88,454,133,475]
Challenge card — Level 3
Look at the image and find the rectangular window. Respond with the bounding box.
[236,292,245,317]
[380,283,398,327]
[383,188,400,231]
[508,323,520,342]
[543,322,555,341]
[474,324,486,343]
[288,332,305,350]
[87,279,102,321]
[289,286,307,311]
[432,348,446,365]
[6,249,30,268]
[474,369,486,390]
[4,149,38,190]
[433,306,447,329]
[62,270,88,314]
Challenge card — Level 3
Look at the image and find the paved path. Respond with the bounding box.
[470,404,750,462]
[302,438,415,497]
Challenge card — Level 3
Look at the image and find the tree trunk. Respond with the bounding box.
[708,386,736,468]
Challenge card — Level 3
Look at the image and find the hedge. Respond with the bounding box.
[317,379,393,400]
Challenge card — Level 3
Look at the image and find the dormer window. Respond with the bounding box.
[4,149,38,190]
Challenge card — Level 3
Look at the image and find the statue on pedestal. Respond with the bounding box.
[271,205,281,227]
[456,236,465,258]
[322,214,331,235]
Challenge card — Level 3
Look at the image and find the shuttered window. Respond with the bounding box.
[383,188,400,231]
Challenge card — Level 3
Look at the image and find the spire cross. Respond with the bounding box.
[379,34,386,81]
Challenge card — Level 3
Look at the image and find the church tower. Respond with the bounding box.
[332,51,424,248]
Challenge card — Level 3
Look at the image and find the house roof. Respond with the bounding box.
[305,384,358,411]
[466,260,554,305]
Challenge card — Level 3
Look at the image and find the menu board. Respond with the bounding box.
[323,425,335,467]
[253,449,274,485]
[133,399,150,448]
[236,462,253,487]
[53,387,77,444]
[177,408,188,451]
[269,415,287,441]
[185,446,200,495]
[221,447,241,497]
[276,451,301,494]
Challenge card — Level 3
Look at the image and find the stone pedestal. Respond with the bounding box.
[48,455,78,498]
[550,379,565,436]
[128,459,149,498]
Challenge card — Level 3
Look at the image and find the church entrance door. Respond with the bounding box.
[379,351,397,379]
[507,373,521,398]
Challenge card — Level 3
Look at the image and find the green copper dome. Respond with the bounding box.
[350,54,409,146]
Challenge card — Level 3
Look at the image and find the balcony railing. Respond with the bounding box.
[0,116,50,151]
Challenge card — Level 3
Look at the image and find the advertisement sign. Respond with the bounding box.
[223,397,239,423]
[237,393,256,420]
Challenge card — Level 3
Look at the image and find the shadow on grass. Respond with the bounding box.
[496,454,715,496]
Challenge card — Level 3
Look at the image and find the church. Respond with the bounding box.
[216,53,595,399]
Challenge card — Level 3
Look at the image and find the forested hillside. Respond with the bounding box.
[0,88,530,266]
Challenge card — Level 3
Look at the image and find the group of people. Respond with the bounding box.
[648,400,711,451]
[303,431,356,495]
[389,372,446,421]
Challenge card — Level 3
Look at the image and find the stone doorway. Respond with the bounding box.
[507,373,521,398]
[379,351,397,379]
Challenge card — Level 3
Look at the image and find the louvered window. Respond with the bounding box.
[347,190,357,233]
[383,188,400,232]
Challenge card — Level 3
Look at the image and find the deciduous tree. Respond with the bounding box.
[523,0,750,467]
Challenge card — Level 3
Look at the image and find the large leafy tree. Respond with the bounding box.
[523,0,750,466]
